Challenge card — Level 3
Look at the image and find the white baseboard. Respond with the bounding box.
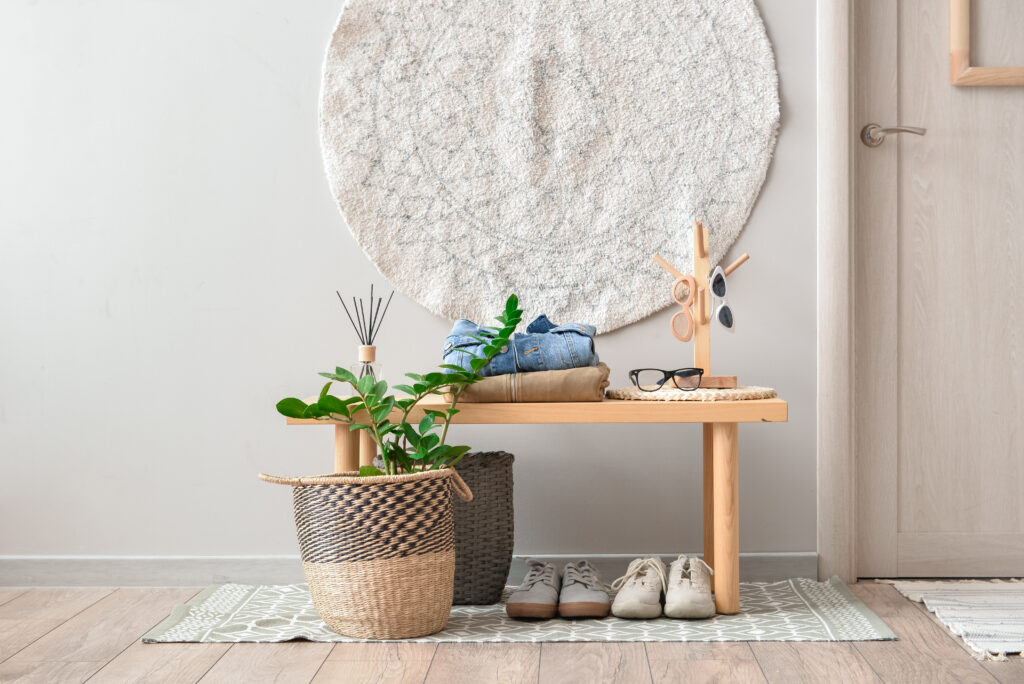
[0,552,817,587]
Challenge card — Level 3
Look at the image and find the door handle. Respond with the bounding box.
[860,124,927,147]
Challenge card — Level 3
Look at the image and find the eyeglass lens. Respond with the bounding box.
[633,369,669,390]
[672,369,701,390]
[711,272,727,298]
[718,305,734,328]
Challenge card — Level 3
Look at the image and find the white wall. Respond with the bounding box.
[0,1,815,564]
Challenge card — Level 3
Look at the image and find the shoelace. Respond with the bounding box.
[520,559,556,589]
[671,556,714,586]
[564,562,607,591]
[611,558,667,592]
[688,557,714,577]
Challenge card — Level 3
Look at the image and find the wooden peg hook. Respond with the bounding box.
[724,253,749,277]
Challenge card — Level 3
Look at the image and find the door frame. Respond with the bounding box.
[816,0,856,582]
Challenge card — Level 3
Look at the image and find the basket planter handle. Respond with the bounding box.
[448,468,473,502]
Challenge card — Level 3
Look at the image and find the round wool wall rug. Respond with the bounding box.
[320,0,779,332]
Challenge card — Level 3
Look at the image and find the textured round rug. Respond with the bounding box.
[320,0,779,332]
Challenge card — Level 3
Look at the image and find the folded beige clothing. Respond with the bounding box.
[454,363,610,403]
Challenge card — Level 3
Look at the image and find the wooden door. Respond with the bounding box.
[854,0,1024,577]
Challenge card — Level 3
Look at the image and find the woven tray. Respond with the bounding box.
[606,386,777,402]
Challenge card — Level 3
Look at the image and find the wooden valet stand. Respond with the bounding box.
[653,220,749,388]
[653,220,751,601]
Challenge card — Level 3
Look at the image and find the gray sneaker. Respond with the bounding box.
[558,561,610,618]
[506,559,560,619]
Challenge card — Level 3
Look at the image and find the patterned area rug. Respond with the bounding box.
[889,579,1024,660]
[144,578,894,644]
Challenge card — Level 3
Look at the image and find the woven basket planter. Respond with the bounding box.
[259,468,473,639]
[374,452,515,605]
[451,451,515,604]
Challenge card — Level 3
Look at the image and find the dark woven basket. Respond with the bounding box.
[452,451,515,604]
[374,451,514,605]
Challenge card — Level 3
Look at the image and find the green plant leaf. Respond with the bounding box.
[422,433,440,450]
[276,398,309,418]
[349,423,372,431]
[470,357,488,371]
[306,403,330,418]
[401,423,420,447]
[358,465,384,477]
[438,364,468,372]
[405,372,424,381]
[446,408,460,417]
[319,381,332,399]
[318,395,351,417]
[418,414,435,435]
[371,380,388,397]
[371,396,395,422]
[332,367,358,384]
[392,384,415,395]
[356,374,375,395]
[443,445,472,467]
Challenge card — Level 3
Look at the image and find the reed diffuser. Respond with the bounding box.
[336,285,393,381]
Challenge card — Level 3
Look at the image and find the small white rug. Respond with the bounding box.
[320,0,779,332]
[889,579,1024,660]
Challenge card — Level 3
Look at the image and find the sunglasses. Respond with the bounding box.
[709,266,735,332]
[629,367,704,392]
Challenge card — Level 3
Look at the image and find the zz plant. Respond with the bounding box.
[276,295,524,476]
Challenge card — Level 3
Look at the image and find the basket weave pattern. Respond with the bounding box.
[293,477,453,562]
[451,452,515,605]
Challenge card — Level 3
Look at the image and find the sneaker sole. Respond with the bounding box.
[506,602,557,619]
[558,601,611,618]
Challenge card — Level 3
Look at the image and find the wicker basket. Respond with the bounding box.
[259,468,473,639]
[451,451,515,604]
[374,452,515,605]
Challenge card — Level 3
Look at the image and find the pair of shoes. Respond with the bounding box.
[506,559,610,619]
[611,555,716,619]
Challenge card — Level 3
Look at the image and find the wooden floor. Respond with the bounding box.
[0,583,1022,683]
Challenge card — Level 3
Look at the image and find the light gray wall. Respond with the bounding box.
[0,0,815,561]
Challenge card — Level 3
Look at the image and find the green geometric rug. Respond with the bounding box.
[144,577,895,644]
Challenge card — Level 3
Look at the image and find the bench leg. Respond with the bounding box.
[712,422,740,614]
[359,431,377,467]
[702,423,715,590]
[334,424,359,473]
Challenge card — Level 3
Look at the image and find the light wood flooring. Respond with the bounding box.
[0,583,1022,683]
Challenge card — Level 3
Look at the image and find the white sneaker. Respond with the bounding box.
[664,555,716,619]
[610,557,667,618]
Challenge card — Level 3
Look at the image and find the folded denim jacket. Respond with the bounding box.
[442,314,598,377]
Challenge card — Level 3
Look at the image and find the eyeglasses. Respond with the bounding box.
[709,266,735,332]
[629,368,704,392]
